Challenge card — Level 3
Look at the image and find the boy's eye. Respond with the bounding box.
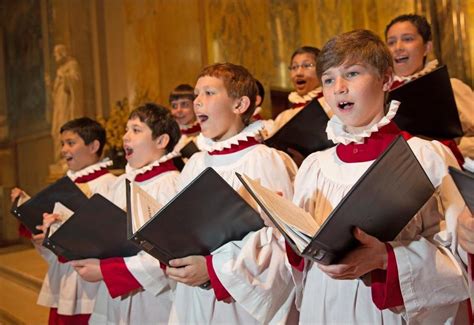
[402,35,414,42]
[205,90,214,96]
[346,71,359,78]
[321,77,333,85]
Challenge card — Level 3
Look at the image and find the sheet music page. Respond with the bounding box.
[17,193,31,207]
[240,174,320,250]
[76,183,93,198]
[48,202,74,236]
[130,182,162,233]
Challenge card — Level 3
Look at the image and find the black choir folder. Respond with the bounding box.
[264,98,335,157]
[237,136,435,265]
[389,65,463,139]
[10,177,88,235]
[126,167,264,266]
[449,167,474,212]
[43,194,140,260]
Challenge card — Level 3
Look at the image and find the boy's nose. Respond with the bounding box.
[334,78,348,94]
[395,39,404,50]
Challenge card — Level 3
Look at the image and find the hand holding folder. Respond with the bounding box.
[126,167,264,266]
[43,193,140,260]
[10,177,89,235]
[237,136,435,265]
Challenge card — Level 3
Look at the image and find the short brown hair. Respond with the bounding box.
[317,29,393,80]
[169,84,195,104]
[197,63,257,125]
[128,102,181,153]
[385,14,432,43]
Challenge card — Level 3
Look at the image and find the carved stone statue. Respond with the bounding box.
[50,44,84,161]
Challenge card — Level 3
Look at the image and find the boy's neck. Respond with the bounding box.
[211,123,246,142]
[71,157,101,173]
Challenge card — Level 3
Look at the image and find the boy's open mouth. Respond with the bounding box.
[338,101,354,110]
[394,55,409,64]
[64,156,73,162]
[197,114,208,123]
[296,79,306,85]
[124,146,133,157]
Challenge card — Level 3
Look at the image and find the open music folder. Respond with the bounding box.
[10,176,89,235]
[43,193,140,260]
[449,166,474,212]
[237,136,435,265]
[389,65,463,139]
[264,98,334,157]
[126,167,264,266]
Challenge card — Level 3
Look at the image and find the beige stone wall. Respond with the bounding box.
[103,0,421,118]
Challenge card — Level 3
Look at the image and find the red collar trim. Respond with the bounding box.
[181,123,201,135]
[208,137,259,156]
[74,168,110,184]
[336,122,412,163]
[134,159,178,182]
[390,79,408,90]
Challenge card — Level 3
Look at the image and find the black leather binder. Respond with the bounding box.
[449,166,474,212]
[239,136,435,265]
[389,65,463,139]
[10,177,88,235]
[180,140,200,159]
[127,167,264,265]
[264,98,334,157]
[43,194,140,260]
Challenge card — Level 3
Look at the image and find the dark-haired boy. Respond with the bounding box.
[71,103,181,324]
[11,117,116,324]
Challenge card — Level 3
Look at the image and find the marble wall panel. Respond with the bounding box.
[122,0,162,104]
[154,0,204,105]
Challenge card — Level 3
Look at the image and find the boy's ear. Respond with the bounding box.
[233,96,251,115]
[88,139,101,155]
[424,41,433,57]
[154,134,170,150]
[382,68,394,92]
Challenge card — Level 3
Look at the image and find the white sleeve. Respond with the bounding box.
[124,251,174,296]
[451,78,474,158]
[391,140,469,322]
[211,228,295,324]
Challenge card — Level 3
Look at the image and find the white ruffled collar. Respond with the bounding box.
[288,87,323,104]
[180,120,200,131]
[67,159,112,181]
[196,120,263,152]
[326,100,400,145]
[125,151,179,178]
[393,60,438,83]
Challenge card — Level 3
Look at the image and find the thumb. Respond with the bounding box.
[353,227,374,244]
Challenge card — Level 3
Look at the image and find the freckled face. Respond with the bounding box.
[193,76,245,141]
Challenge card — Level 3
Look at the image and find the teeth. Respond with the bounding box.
[338,101,353,109]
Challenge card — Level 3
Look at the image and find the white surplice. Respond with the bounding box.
[89,154,180,325]
[293,103,470,324]
[36,160,117,316]
[169,121,299,324]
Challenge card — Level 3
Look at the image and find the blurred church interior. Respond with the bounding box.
[0,0,472,323]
